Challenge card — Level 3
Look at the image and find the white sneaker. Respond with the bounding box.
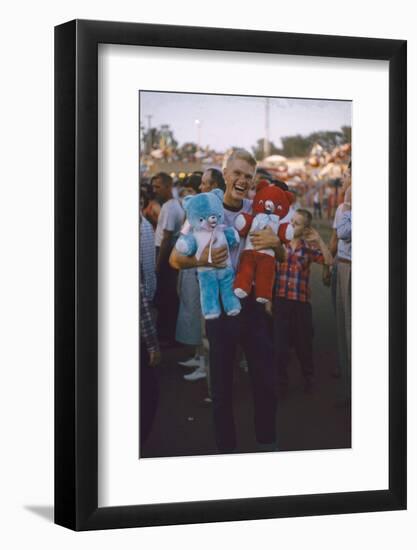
[178,355,202,368]
[184,365,207,381]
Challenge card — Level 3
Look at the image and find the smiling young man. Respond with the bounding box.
[170,149,282,453]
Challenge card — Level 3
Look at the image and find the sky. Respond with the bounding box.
[139,91,352,152]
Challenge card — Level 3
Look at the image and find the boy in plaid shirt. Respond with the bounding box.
[273,209,332,394]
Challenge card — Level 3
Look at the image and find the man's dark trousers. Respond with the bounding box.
[206,293,277,452]
[154,247,179,344]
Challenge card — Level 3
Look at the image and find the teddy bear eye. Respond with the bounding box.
[199,217,204,222]
[278,205,282,210]
[259,200,264,205]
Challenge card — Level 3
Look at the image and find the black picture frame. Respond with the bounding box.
[55,19,407,531]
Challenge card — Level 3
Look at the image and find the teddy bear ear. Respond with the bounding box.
[211,188,224,202]
[286,190,296,205]
[256,179,270,193]
[182,195,194,210]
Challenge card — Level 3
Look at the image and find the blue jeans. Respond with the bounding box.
[205,293,277,452]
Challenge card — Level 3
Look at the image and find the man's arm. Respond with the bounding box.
[329,229,338,257]
[249,226,286,260]
[169,243,229,270]
[156,229,174,272]
[336,211,352,241]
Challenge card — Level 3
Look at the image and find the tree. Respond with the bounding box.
[280,134,310,157]
[178,142,198,158]
[277,127,352,158]
[251,138,283,160]
[142,124,178,153]
[341,126,352,143]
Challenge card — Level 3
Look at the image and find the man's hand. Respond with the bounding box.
[322,264,331,287]
[149,350,161,367]
[198,243,228,268]
[250,226,279,251]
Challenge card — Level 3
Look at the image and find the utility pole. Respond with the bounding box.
[146,114,153,154]
[195,119,201,151]
[263,98,271,159]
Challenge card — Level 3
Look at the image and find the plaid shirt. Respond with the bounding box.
[275,240,325,303]
[140,215,157,301]
[140,282,159,353]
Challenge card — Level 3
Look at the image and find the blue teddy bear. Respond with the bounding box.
[176,189,241,320]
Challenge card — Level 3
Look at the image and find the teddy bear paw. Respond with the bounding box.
[204,312,221,320]
[256,297,269,304]
[176,239,189,255]
[234,288,248,299]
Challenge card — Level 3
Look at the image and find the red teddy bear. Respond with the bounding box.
[233,180,295,303]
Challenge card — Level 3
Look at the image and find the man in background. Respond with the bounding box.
[152,172,185,347]
[199,168,226,193]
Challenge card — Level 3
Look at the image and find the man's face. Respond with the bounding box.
[152,178,170,201]
[223,158,255,203]
[291,213,306,238]
[200,171,214,193]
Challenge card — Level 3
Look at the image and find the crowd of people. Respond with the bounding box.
[139,148,352,453]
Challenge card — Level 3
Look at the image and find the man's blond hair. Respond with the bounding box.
[222,148,257,171]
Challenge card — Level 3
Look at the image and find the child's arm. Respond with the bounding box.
[304,228,333,266]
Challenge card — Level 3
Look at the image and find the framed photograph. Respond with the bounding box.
[55,19,406,530]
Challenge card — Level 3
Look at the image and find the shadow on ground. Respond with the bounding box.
[24,505,54,523]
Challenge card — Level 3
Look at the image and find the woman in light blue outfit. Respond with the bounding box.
[175,174,208,382]
[175,267,202,346]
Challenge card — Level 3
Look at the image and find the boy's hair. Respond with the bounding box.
[181,172,202,194]
[222,148,257,170]
[296,208,312,228]
[256,167,273,181]
[272,178,289,191]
